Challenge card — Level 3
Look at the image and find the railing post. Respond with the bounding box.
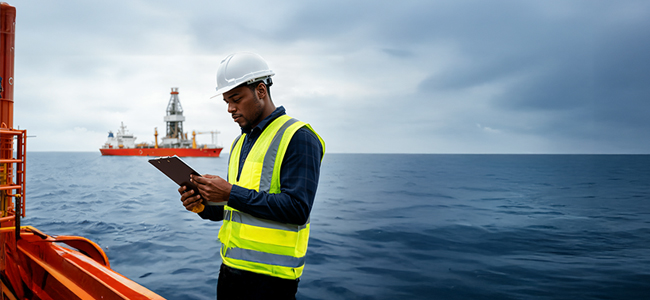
[14,193,18,241]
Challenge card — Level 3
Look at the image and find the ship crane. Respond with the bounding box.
[196,130,220,144]
[192,130,220,149]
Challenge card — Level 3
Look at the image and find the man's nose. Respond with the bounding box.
[227,102,236,113]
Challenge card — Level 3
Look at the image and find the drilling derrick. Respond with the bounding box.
[161,87,191,148]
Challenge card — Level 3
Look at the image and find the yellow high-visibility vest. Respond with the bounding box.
[218,115,325,280]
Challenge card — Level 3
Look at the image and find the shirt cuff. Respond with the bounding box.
[197,204,211,218]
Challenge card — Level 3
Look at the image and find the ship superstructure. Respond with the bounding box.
[103,122,137,149]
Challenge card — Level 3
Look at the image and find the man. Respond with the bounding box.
[179,52,325,300]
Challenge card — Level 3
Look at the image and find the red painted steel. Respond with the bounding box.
[100,147,223,157]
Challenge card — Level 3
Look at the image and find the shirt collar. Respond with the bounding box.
[242,106,286,135]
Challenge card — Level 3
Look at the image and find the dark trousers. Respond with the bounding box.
[217,263,299,300]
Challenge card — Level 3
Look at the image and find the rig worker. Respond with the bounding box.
[179,52,325,300]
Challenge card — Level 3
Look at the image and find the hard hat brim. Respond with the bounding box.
[212,83,241,98]
[211,74,274,99]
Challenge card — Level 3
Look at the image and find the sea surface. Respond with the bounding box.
[24,153,650,299]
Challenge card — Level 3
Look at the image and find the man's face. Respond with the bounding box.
[222,85,265,131]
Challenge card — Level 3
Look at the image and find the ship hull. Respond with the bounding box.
[100,147,223,157]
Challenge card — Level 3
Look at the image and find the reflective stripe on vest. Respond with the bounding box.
[219,114,324,280]
[224,209,309,232]
[224,247,306,269]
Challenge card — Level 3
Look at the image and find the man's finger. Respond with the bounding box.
[182,192,198,204]
[191,175,206,184]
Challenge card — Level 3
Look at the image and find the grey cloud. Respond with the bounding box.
[381,49,414,58]
[11,0,650,153]
[417,55,535,92]
[416,2,650,106]
[593,27,650,91]
[18,0,189,56]
[407,1,650,153]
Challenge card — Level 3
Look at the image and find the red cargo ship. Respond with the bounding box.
[100,88,223,157]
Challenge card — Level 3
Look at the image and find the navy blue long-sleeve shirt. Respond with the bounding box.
[198,106,323,225]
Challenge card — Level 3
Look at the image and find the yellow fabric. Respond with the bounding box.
[218,115,323,280]
[227,115,293,191]
[191,203,205,213]
[270,122,325,194]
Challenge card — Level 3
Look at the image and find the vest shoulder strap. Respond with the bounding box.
[227,133,246,183]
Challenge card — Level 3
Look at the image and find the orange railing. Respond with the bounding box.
[0,127,25,220]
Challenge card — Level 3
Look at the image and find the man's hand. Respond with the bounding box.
[191,174,232,204]
[178,185,203,212]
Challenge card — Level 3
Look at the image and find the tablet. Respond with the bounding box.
[148,155,226,206]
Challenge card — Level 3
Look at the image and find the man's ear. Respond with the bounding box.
[256,82,267,99]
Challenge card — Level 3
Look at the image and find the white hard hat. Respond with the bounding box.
[214,52,275,96]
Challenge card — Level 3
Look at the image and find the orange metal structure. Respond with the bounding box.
[0,3,165,299]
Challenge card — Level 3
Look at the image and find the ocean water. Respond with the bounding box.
[23,153,650,299]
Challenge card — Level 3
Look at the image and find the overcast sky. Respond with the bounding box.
[11,0,650,154]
